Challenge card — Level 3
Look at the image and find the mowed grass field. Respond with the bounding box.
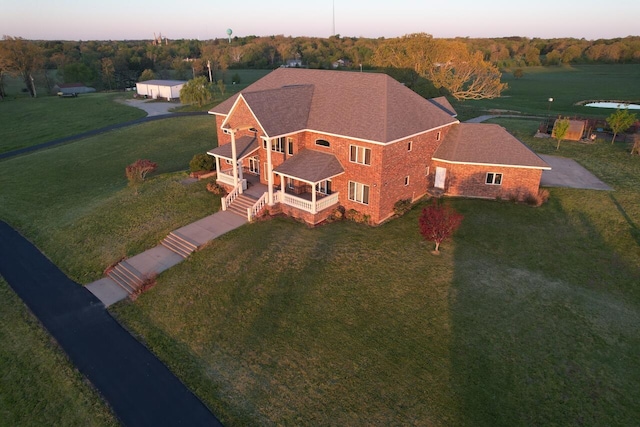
[452,64,640,121]
[0,65,639,425]
[0,92,146,154]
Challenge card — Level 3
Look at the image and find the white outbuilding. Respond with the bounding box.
[135,80,187,101]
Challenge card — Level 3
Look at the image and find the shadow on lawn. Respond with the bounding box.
[609,193,640,247]
[448,196,640,426]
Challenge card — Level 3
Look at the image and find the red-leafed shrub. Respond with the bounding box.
[418,202,463,254]
[125,159,158,194]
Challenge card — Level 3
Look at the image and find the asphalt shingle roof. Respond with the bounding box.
[210,68,458,143]
[433,123,550,169]
[207,136,259,160]
[273,149,345,183]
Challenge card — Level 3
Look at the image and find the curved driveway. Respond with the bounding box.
[0,221,222,427]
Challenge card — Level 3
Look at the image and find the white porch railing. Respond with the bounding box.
[316,192,340,212]
[247,192,269,221]
[221,182,243,211]
[217,169,236,187]
[280,192,339,214]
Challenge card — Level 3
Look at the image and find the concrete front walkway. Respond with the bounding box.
[87,210,247,306]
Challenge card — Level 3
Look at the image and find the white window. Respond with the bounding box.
[249,156,259,174]
[348,181,370,205]
[222,128,231,135]
[407,141,412,151]
[287,177,295,189]
[287,137,294,155]
[272,137,285,153]
[486,172,503,185]
[316,139,330,147]
[436,131,441,141]
[404,176,410,186]
[349,145,371,165]
[263,137,285,152]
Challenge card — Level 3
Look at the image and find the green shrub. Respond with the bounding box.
[345,209,370,224]
[189,153,215,173]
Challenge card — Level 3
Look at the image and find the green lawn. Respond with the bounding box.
[0,115,219,283]
[0,278,118,426]
[452,64,640,121]
[109,118,640,425]
[0,92,147,154]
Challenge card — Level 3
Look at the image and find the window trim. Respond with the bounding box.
[349,144,371,165]
[404,176,410,186]
[486,172,503,185]
[407,141,412,151]
[348,181,370,205]
[287,137,294,155]
[436,131,441,141]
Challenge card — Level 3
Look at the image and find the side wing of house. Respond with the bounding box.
[431,123,551,200]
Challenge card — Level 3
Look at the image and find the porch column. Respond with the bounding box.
[214,156,220,178]
[311,183,317,214]
[267,138,274,205]
[238,160,244,182]
[230,130,239,190]
[279,174,286,200]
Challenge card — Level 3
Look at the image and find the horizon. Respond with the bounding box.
[5,0,639,41]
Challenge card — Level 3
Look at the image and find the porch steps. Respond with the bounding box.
[160,231,199,258]
[107,260,145,294]
[226,194,258,218]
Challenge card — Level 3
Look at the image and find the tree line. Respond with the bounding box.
[1,34,639,100]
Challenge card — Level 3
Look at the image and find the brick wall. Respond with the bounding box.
[432,161,543,200]
[378,127,452,222]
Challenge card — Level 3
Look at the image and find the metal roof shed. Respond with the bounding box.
[135,80,187,100]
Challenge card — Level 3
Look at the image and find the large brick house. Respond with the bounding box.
[207,68,549,225]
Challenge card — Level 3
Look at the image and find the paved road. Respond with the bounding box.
[0,220,223,427]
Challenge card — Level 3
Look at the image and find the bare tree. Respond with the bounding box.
[372,33,507,100]
[102,57,115,90]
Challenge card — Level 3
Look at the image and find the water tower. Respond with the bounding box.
[226,29,232,43]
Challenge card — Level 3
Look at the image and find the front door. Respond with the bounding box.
[435,167,446,189]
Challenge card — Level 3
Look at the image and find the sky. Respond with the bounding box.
[4,0,639,41]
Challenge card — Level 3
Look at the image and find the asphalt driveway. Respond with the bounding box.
[0,221,222,427]
[539,154,613,190]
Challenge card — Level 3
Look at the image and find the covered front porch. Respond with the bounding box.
[207,135,260,191]
[272,149,344,218]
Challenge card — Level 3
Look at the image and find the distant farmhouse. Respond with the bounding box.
[207,68,550,225]
[135,80,186,101]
